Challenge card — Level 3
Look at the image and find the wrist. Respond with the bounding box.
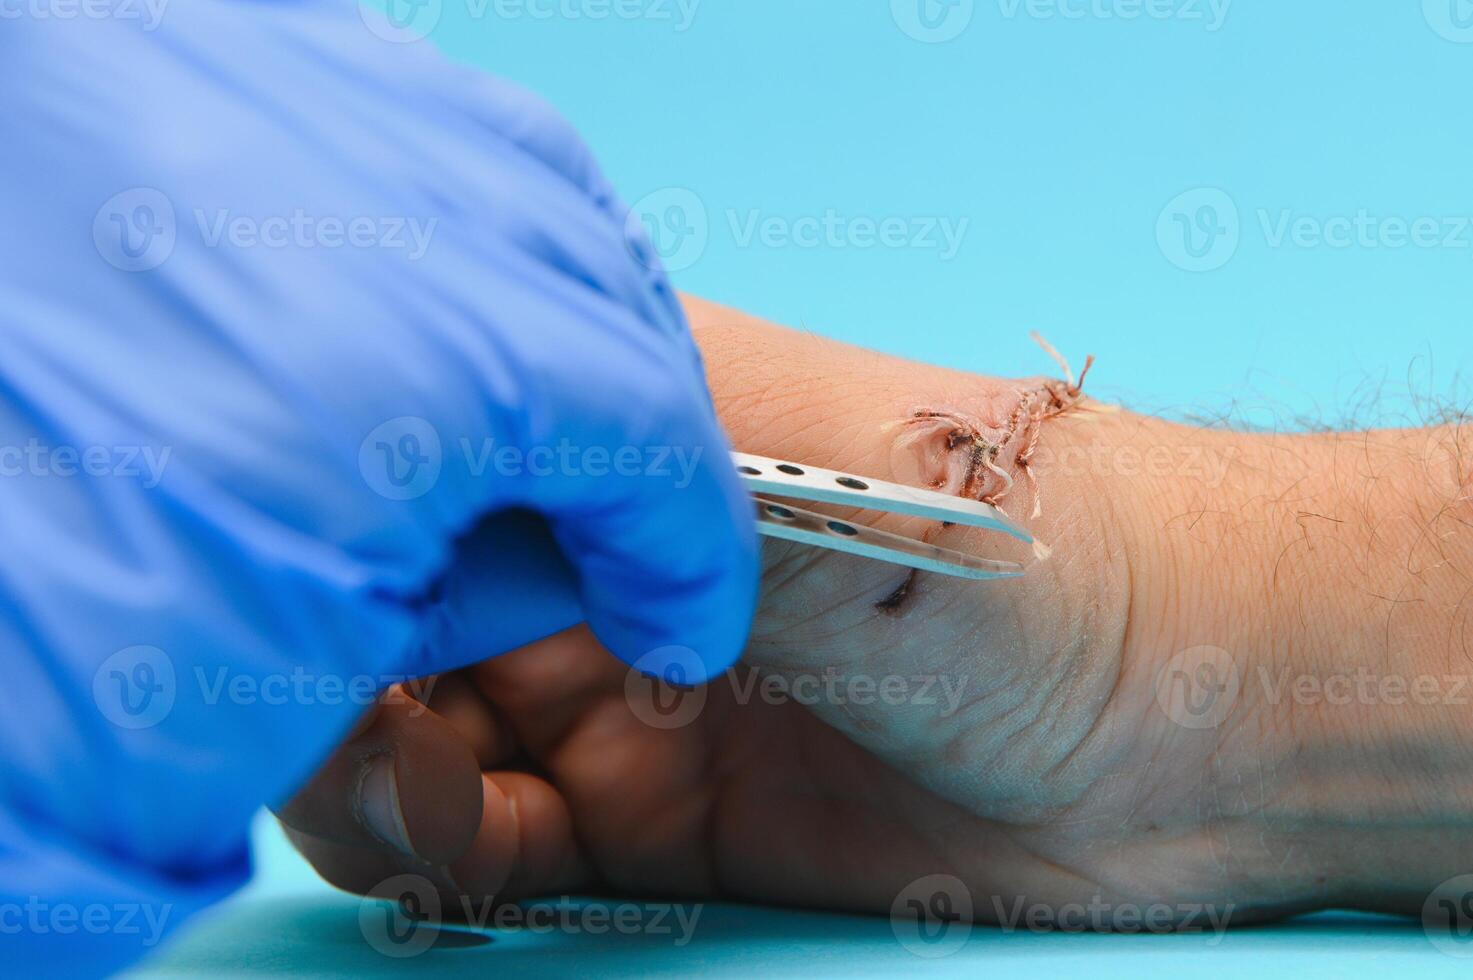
[1090,415,1473,909]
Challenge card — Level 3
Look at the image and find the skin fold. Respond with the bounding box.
[278,296,1473,927]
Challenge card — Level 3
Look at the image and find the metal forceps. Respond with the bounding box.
[733,452,1033,581]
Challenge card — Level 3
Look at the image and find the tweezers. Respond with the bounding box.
[733,452,1032,581]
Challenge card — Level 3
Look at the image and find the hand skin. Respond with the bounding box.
[278,296,1473,928]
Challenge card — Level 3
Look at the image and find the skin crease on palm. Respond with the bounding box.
[279,295,1473,927]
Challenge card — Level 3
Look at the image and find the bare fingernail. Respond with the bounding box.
[358,756,414,855]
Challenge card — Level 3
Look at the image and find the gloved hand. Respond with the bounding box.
[0,4,756,974]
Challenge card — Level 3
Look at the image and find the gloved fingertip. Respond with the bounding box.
[584,562,759,686]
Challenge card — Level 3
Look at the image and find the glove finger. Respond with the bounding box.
[394,276,756,682]
[417,510,584,673]
[532,400,758,683]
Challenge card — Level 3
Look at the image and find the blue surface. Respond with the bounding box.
[121,817,1467,977]
[133,1,1473,975]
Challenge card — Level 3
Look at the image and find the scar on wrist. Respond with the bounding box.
[875,334,1095,613]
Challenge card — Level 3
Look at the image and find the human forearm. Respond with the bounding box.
[283,296,1473,924]
[1136,421,1473,906]
[686,294,1473,914]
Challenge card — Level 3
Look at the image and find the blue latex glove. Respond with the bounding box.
[0,3,757,973]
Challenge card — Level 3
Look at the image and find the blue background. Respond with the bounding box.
[429,0,1473,429]
[132,1,1473,975]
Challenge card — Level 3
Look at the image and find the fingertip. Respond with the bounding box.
[387,731,484,867]
[581,504,759,683]
[448,772,591,902]
[585,584,754,685]
[447,776,519,899]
